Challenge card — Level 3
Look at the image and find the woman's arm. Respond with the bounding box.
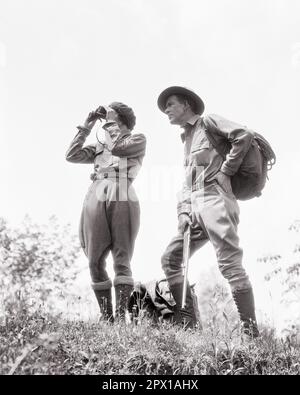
[65,112,98,164]
[103,121,146,158]
[65,126,96,164]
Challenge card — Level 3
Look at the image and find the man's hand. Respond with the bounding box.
[178,213,192,235]
[216,171,232,194]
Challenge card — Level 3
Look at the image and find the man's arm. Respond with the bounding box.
[204,114,253,176]
[65,126,96,164]
[103,121,146,158]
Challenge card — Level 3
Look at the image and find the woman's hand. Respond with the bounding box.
[83,111,98,131]
[104,106,119,123]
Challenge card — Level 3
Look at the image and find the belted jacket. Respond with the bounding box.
[178,113,253,216]
[66,121,146,180]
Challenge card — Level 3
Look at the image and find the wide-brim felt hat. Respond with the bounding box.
[157,86,205,115]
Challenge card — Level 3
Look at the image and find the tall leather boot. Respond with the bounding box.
[115,284,133,321]
[232,287,259,338]
[169,282,197,329]
[94,289,114,323]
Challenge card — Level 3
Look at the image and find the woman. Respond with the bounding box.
[66,102,146,322]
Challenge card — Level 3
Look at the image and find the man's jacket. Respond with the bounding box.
[177,114,253,216]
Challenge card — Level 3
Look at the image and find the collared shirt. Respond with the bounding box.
[177,115,223,216]
[181,115,223,185]
[65,121,146,180]
[177,113,253,216]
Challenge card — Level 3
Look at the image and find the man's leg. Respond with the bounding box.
[192,183,259,337]
[161,224,208,328]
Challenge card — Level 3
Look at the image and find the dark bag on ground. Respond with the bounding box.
[128,279,201,325]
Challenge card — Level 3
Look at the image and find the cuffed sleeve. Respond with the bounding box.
[65,126,96,164]
[103,121,146,158]
[204,114,254,176]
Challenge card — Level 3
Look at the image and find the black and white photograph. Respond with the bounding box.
[0,0,300,378]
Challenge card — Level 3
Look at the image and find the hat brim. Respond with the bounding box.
[157,86,205,115]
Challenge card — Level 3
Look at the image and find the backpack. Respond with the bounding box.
[203,124,276,201]
[128,279,202,326]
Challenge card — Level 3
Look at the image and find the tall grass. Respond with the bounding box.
[1,296,299,375]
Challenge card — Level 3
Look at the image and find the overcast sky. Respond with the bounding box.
[1,0,300,326]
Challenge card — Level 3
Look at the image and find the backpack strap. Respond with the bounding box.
[199,117,229,159]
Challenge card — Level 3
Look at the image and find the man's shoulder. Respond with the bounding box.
[202,113,228,127]
[201,114,225,137]
[203,113,247,134]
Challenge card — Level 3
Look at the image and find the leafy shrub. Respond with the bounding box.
[0,215,81,313]
[259,220,300,331]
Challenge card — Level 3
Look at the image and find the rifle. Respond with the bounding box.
[181,225,191,309]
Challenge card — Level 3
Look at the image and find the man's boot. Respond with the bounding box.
[169,282,197,329]
[115,284,133,321]
[232,287,259,338]
[94,289,114,323]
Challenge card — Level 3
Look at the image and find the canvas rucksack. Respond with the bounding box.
[203,122,276,200]
[128,279,201,325]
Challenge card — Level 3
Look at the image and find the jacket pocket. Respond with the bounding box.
[191,141,210,167]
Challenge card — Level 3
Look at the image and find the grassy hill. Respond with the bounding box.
[1,306,299,375]
[1,217,299,376]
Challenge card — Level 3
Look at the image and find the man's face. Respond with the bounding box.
[164,95,187,125]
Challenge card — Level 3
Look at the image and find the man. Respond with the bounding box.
[66,102,146,322]
[157,86,259,337]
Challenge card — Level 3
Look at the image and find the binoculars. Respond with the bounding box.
[87,106,107,122]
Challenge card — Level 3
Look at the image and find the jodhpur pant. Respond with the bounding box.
[79,179,140,291]
[161,182,252,292]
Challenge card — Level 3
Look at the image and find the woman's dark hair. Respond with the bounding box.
[109,102,136,131]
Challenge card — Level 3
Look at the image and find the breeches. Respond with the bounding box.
[79,179,140,290]
[161,183,251,292]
